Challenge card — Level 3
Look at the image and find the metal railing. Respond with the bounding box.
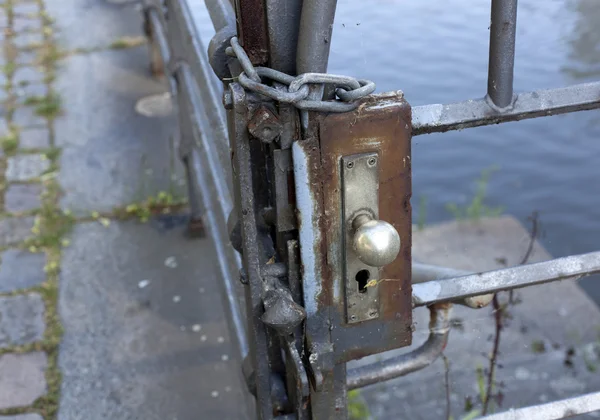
[141,0,600,418]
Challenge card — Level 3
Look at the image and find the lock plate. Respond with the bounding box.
[298,91,412,363]
[341,152,380,323]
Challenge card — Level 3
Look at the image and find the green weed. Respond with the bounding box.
[348,389,370,420]
[0,129,19,154]
[446,166,503,221]
[108,36,146,50]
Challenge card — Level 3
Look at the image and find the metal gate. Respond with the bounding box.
[140,0,600,418]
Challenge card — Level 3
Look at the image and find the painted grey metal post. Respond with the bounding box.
[296,0,338,130]
[296,0,337,74]
[205,0,236,31]
[487,0,518,108]
[265,0,303,74]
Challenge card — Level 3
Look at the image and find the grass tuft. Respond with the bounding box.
[1,61,16,79]
[108,36,146,50]
[348,389,370,420]
[0,128,19,154]
[446,165,503,222]
[531,340,546,354]
[113,190,187,223]
[24,93,62,119]
[0,2,68,419]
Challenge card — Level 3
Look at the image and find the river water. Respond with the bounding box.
[329,0,600,302]
[196,0,600,303]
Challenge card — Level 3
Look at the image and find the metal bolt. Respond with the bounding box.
[368,309,378,318]
[223,90,233,110]
[247,105,282,143]
[367,157,377,167]
[239,268,248,285]
[346,161,355,169]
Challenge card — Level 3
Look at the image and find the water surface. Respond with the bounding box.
[196,0,600,303]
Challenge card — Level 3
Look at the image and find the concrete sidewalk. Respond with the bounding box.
[0,0,246,419]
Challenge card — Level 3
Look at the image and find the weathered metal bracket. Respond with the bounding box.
[293,90,413,418]
[319,91,413,363]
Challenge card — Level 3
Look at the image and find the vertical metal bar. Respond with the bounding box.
[265,0,303,74]
[293,138,347,419]
[230,83,275,419]
[296,0,337,73]
[205,0,236,32]
[487,0,518,109]
[296,0,338,131]
[234,0,270,65]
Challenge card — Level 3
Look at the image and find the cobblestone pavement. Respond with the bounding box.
[0,0,192,418]
[0,0,64,418]
[0,0,247,419]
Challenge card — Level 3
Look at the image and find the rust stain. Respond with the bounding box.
[317,95,414,362]
[234,0,269,65]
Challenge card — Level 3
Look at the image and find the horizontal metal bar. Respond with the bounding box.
[154,0,245,360]
[177,63,248,360]
[413,251,600,307]
[205,0,236,32]
[347,304,451,390]
[411,81,600,135]
[412,262,468,284]
[412,262,494,309]
[147,8,170,64]
[169,0,233,194]
[487,0,518,108]
[480,391,600,420]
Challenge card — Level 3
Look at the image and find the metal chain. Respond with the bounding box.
[225,37,375,112]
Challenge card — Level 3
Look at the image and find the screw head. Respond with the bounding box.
[367,157,377,167]
[222,90,233,110]
[346,161,355,169]
[248,106,282,143]
[239,268,248,285]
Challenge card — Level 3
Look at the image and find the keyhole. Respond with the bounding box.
[355,269,370,294]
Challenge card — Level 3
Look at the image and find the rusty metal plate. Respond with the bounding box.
[318,91,413,363]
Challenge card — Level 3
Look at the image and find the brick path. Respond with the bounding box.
[0,0,61,418]
[0,0,159,418]
[0,0,246,419]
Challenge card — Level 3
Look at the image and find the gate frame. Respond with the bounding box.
[141,0,600,418]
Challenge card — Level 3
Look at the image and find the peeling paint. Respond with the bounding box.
[292,141,321,316]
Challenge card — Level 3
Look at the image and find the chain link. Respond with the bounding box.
[226,37,375,112]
